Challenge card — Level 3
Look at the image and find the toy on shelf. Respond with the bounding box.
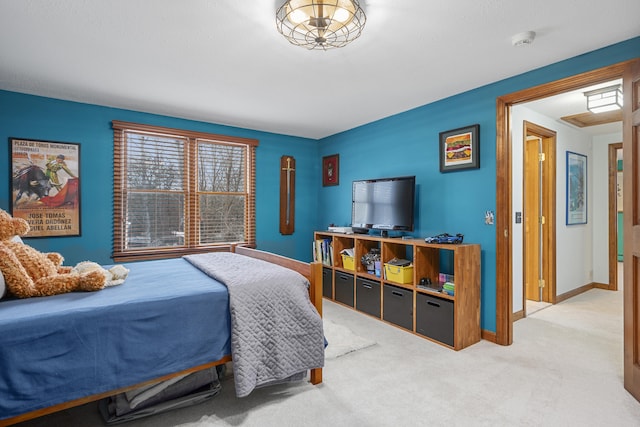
[424,233,464,244]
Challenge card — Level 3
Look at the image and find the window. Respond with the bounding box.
[112,121,258,262]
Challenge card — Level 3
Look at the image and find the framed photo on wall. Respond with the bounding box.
[322,154,339,186]
[566,151,587,225]
[9,138,81,237]
[439,124,480,172]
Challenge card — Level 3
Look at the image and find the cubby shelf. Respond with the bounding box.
[315,231,481,350]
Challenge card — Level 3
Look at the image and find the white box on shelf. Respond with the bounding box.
[328,226,353,233]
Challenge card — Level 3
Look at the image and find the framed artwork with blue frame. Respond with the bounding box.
[566,151,587,225]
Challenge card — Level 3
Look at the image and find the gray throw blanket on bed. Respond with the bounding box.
[184,252,324,397]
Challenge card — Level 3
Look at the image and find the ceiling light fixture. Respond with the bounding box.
[276,0,366,50]
[584,84,623,114]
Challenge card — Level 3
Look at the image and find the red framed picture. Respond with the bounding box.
[322,154,339,186]
[9,137,81,237]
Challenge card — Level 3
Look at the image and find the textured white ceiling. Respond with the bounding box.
[0,1,638,139]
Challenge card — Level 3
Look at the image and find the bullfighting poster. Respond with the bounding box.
[9,138,81,237]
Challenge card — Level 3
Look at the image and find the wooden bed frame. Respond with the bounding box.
[1,246,323,426]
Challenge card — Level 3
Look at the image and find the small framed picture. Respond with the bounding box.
[9,138,81,237]
[322,154,339,186]
[566,151,587,225]
[439,124,480,172]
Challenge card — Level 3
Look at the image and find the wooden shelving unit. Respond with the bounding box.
[314,231,481,350]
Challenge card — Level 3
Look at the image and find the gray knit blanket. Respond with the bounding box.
[184,252,324,397]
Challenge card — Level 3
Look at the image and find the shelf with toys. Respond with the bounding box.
[313,231,481,350]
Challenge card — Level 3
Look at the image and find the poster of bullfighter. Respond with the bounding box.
[10,138,81,237]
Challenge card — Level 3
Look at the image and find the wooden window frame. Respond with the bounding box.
[112,121,258,262]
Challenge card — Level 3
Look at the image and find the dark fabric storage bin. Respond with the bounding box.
[416,293,454,347]
[335,272,354,307]
[356,277,381,318]
[322,267,333,299]
[383,284,413,330]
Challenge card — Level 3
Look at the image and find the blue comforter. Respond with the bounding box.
[0,258,231,421]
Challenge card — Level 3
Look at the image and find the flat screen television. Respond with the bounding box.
[351,176,415,233]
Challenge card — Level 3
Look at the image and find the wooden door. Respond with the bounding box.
[623,58,640,402]
[523,122,556,305]
[524,136,542,301]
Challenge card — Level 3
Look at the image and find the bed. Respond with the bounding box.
[0,246,324,426]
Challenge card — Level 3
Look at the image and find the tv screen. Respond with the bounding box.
[351,176,415,232]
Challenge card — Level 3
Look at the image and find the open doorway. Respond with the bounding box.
[509,83,620,321]
[495,58,640,402]
[495,62,631,346]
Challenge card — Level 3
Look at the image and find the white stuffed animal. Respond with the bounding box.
[73,261,129,287]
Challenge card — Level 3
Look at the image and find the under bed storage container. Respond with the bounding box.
[416,293,454,347]
[334,272,354,307]
[322,267,333,299]
[99,366,223,424]
[355,276,381,318]
[382,284,413,330]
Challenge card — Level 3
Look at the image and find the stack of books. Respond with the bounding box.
[313,238,333,266]
[443,282,455,296]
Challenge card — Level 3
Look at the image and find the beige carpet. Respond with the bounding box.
[14,291,640,427]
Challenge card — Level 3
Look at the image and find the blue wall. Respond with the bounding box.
[0,93,318,265]
[318,37,640,332]
[1,37,638,334]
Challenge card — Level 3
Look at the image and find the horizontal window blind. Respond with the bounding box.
[197,139,247,244]
[112,121,257,262]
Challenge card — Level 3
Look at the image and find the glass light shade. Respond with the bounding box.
[276,0,366,50]
[585,85,623,114]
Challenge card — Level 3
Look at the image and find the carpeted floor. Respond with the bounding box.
[526,299,552,316]
[323,318,376,359]
[13,290,640,427]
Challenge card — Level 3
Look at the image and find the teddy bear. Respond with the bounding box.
[72,261,129,287]
[0,208,108,298]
